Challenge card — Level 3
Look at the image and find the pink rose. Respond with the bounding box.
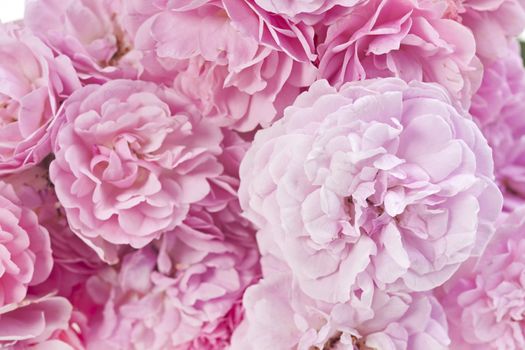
[0,24,80,175]
[446,0,525,62]
[50,79,223,251]
[0,295,72,349]
[438,206,525,349]
[240,78,502,303]
[0,180,52,307]
[231,270,450,350]
[4,165,106,296]
[317,0,482,107]
[222,0,316,62]
[83,208,259,350]
[25,0,141,83]
[470,44,525,210]
[123,0,317,131]
[0,168,84,349]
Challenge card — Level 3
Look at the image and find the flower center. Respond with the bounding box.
[0,94,19,127]
[324,331,342,350]
[308,332,377,350]
[345,196,390,237]
[352,335,375,350]
[308,331,343,350]
[105,14,132,67]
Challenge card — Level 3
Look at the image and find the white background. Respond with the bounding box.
[0,1,25,23]
[0,1,525,39]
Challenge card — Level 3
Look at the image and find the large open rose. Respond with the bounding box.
[240,78,502,303]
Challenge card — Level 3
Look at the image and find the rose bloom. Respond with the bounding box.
[438,206,525,349]
[123,0,317,131]
[469,44,525,210]
[222,0,317,62]
[0,295,73,349]
[445,0,525,62]
[231,266,450,350]
[25,0,141,83]
[4,164,106,296]
[0,180,53,307]
[317,0,482,107]
[0,177,67,348]
[0,24,80,175]
[50,79,223,252]
[239,78,502,304]
[82,208,260,350]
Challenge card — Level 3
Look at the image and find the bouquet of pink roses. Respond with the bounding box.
[1,0,525,349]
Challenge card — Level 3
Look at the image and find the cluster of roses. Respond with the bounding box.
[1,0,525,349]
